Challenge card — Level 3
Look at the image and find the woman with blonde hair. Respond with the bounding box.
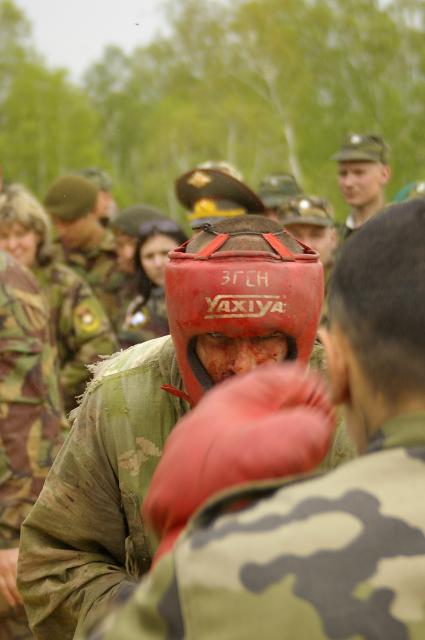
[0,185,117,412]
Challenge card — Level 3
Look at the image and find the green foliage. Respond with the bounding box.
[1,63,104,196]
[1,0,425,220]
[0,0,105,197]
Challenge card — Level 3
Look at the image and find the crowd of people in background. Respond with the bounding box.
[1,130,424,639]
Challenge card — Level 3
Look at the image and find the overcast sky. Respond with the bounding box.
[14,0,169,82]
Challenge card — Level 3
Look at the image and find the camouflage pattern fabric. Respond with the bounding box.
[34,261,118,412]
[83,413,425,640]
[119,288,169,348]
[18,337,353,640]
[59,228,127,331]
[0,252,66,638]
[18,336,189,640]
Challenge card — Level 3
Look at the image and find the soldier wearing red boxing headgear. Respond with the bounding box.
[165,215,323,405]
[19,215,346,640]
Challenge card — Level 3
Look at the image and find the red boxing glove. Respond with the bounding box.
[143,362,335,564]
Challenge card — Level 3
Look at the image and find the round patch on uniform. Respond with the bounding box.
[130,310,147,327]
[74,302,101,334]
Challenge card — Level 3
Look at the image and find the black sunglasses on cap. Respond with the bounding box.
[138,218,183,236]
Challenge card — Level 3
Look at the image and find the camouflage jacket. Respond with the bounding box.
[0,252,65,550]
[119,287,169,348]
[18,336,189,640]
[34,261,118,413]
[61,229,127,330]
[18,338,353,639]
[84,412,425,640]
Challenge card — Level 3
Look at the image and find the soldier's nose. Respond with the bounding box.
[229,341,258,375]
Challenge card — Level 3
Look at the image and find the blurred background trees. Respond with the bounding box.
[1,0,424,221]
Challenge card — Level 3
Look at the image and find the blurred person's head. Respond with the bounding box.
[76,167,117,225]
[111,204,169,274]
[321,199,425,452]
[44,175,103,251]
[176,166,265,231]
[279,195,337,268]
[135,218,187,302]
[0,184,52,268]
[333,134,390,224]
[258,173,303,217]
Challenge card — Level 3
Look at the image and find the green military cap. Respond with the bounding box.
[111,204,168,238]
[76,167,113,191]
[393,181,425,203]
[280,195,334,227]
[176,167,265,229]
[258,173,303,208]
[332,133,389,164]
[44,175,98,221]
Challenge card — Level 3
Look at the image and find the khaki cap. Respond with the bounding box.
[44,175,98,221]
[280,196,334,227]
[332,133,389,164]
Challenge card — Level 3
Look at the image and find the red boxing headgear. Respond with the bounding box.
[166,230,323,405]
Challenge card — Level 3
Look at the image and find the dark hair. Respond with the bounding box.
[328,198,425,400]
[135,219,187,303]
[187,214,302,253]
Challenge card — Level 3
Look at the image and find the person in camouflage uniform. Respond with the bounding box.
[120,217,187,348]
[277,195,338,323]
[44,174,125,331]
[175,165,265,231]
[0,185,118,413]
[110,205,173,348]
[258,172,304,214]
[76,167,118,227]
[18,215,354,639]
[0,250,65,639]
[83,198,425,640]
[332,133,391,238]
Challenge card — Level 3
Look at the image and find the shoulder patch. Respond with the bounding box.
[74,301,101,334]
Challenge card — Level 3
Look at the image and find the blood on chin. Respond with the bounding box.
[215,371,236,383]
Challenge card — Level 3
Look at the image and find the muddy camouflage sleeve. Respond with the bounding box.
[18,336,185,640]
[17,383,136,640]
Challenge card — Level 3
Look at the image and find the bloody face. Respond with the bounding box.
[195,332,289,383]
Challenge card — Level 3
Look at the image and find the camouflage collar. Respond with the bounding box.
[99,228,117,253]
[367,412,425,453]
[86,227,116,258]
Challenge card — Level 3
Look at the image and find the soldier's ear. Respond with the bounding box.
[318,326,350,405]
[379,163,391,186]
